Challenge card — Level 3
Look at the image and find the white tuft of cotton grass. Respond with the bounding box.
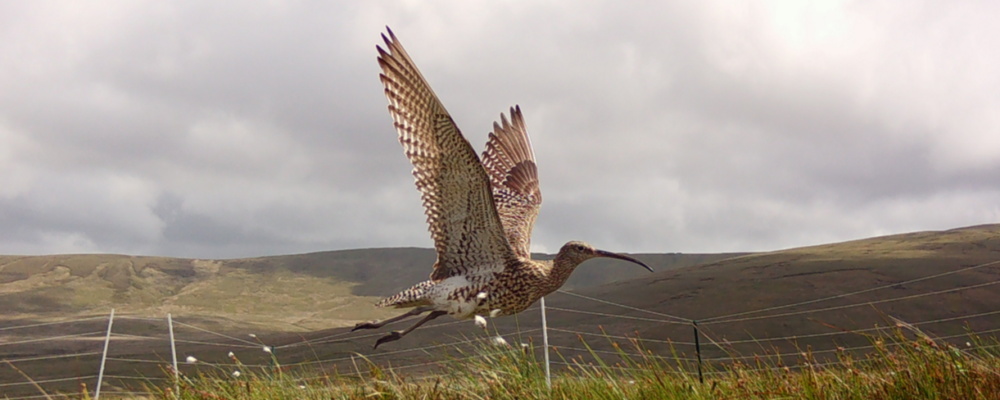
[474,315,487,330]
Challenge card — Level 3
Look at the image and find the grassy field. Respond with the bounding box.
[52,323,1000,400]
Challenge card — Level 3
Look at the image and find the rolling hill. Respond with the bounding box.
[3,224,1000,396]
[0,248,739,331]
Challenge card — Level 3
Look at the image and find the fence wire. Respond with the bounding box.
[701,259,1000,323]
[703,278,1000,325]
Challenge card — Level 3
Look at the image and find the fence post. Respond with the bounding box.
[168,313,179,398]
[693,320,703,384]
[95,308,115,400]
[541,296,551,391]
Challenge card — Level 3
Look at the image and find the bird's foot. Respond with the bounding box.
[373,331,403,349]
[353,320,381,332]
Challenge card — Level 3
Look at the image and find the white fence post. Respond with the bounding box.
[541,297,551,391]
[95,308,115,400]
[168,313,179,398]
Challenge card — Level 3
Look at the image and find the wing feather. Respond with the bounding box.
[481,106,542,258]
[377,28,516,280]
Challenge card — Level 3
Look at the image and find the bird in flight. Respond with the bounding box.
[354,27,653,349]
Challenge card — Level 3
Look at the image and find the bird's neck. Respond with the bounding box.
[540,253,581,293]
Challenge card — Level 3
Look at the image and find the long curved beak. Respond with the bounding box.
[595,250,653,272]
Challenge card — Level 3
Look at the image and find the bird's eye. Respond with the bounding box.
[576,245,585,251]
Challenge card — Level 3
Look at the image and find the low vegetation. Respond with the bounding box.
[72,323,1000,400]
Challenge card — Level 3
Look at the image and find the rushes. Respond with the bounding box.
[144,326,1000,400]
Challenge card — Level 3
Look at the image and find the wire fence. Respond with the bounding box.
[3,257,1000,397]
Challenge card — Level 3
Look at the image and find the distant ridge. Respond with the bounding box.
[4,224,997,337]
[0,247,740,331]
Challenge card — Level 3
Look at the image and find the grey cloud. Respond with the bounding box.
[0,1,998,257]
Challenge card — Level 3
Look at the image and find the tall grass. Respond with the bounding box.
[99,325,1000,399]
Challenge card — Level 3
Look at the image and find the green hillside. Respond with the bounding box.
[0,248,737,331]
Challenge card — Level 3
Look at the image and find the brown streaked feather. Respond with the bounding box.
[481,106,542,259]
[378,28,516,281]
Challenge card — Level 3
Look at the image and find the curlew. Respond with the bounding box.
[354,28,653,349]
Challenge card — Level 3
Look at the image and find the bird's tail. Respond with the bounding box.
[376,280,435,308]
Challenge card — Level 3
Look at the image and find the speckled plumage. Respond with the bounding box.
[355,28,653,349]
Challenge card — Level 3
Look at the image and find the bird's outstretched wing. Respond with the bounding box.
[377,28,516,281]
[481,107,542,259]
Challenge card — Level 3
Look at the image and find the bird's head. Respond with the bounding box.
[555,241,653,272]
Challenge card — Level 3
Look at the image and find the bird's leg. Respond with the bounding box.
[352,306,432,332]
[373,310,447,349]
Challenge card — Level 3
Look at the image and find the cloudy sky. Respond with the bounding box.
[1,1,998,258]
